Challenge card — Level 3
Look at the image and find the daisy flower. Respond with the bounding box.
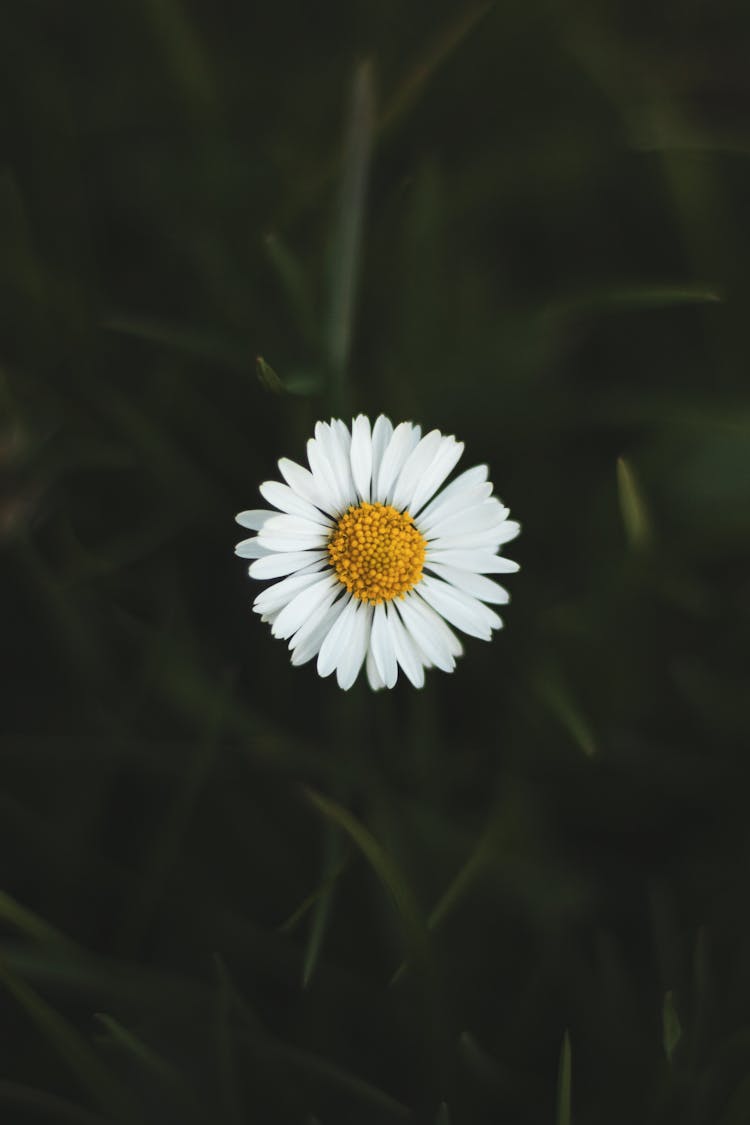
[235,416,520,690]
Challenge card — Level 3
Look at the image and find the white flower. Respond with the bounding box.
[235,416,520,690]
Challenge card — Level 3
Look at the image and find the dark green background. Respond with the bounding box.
[2,2,750,1122]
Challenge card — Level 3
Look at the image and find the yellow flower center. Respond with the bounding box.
[327,502,426,605]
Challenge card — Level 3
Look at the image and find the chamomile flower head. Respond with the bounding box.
[235,416,520,690]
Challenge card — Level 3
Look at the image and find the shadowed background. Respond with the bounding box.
[2,2,750,1122]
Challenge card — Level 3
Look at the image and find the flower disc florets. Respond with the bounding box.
[327,502,426,604]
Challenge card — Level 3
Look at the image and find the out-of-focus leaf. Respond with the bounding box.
[256,355,286,395]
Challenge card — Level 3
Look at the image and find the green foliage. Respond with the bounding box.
[2,1,750,1122]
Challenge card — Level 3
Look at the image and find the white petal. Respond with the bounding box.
[259,513,329,538]
[249,550,328,579]
[418,575,502,640]
[330,419,357,504]
[336,602,372,690]
[259,480,331,526]
[258,535,328,553]
[317,596,359,678]
[410,593,463,657]
[257,514,329,552]
[409,437,465,517]
[416,464,489,524]
[429,525,516,552]
[390,429,444,512]
[395,596,457,673]
[425,548,520,574]
[314,421,355,511]
[417,482,493,534]
[425,563,510,604]
[350,414,372,501]
[278,457,336,515]
[425,499,510,541]
[235,509,276,530]
[253,564,331,616]
[371,602,398,688]
[369,415,393,494]
[497,520,521,544]
[307,436,345,515]
[376,422,421,503]
[235,537,273,559]
[271,574,339,639]
[387,602,425,688]
[332,417,354,461]
[291,592,348,665]
[366,646,385,690]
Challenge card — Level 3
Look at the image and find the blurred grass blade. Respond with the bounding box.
[435,1101,451,1124]
[722,1072,750,1125]
[381,3,494,133]
[263,232,319,348]
[550,282,721,317]
[305,789,431,974]
[260,1037,411,1121]
[94,1013,185,1090]
[212,956,245,1125]
[142,0,217,116]
[117,708,221,954]
[0,956,135,1122]
[458,1031,509,1093]
[302,892,331,989]
[617,457,652,552]
[0,171,44,301]
[537,676,597,757]
[302,825,344,989]
[278,853,350,936]
[556,1030,572,1125]
[327,59,375,411]
[0,1080,110,1124]
[691,926,712,1062]
[391,822,493,985]
[0,888,77,949]
[662,991,682,1064]
[104,313,249,370]
[223,961,411,1120]
[599,282,721,306]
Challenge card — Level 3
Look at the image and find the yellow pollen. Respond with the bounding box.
[327,502,426,605]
